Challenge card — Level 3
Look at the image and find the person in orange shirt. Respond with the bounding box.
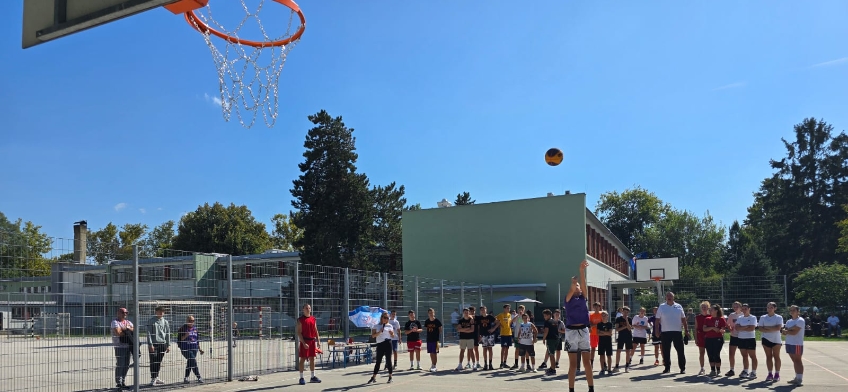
[589,301,603,372]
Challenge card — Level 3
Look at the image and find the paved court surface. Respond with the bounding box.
[152,340,847,392]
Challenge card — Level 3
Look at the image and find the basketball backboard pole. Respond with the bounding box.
[23,0,180,48]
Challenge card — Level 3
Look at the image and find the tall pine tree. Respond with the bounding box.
[291,110,373,268]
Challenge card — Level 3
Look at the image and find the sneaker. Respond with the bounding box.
[155,378,165,386]
[531,368,537,373]
[416,364,422,370]
[466,363,472,369]
[184,378,190,384]
[409,366,415,371]
[518,366,525,372]
[500,363,506,369]
[387,377,393,384]
[430,366,436,372]
[612,366,620,373]
[739,371,749,378]
[765,373,774,382]
[196,377,204,383]
[367,377,376,384]
[538,363,547,369]
[680,369,686,374]
[698,369,706,376]
[662,368,670,374]
[726,370,735,377]
[654,360,659,366]
[545,369,556,376]
[749,372,758,379]
[709,370,717,377]
[774,373,780,382]
[525,367,532,373]
[639,358,644,365]
[456,364,463,371]
[299,378,306,385]
[509,364,519,370]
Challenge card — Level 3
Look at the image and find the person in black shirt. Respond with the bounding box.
[477,306,497,370]
[596,312,614,375]
[456,309,476,371]
[404,310,423,371]
[541,309,560,375]
[423,308,443,372]
[614,306,634,373]
[468,306,480,370]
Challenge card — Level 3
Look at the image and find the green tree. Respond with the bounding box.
[594,186,671,253]
[173,202,271,255]
[142,220,176,257]
[454,192,476,205]
[405,203,422,211]
[838,205,848,254]
[118,223,148,256]
[87,222,121,264]
[746,118,848,277]
[0,213,54,278]
[794,264,848,309]
[270,213,304,252]
[290,110,374,268]
[369,182,407,271]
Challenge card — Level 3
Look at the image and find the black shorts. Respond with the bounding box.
[729,336,741,347]
[761,338,781,348]
[598,338,613,356]
[518,343,535,357]
[633,337,647,345]
[737,338,756,350]
[617,336,633,350]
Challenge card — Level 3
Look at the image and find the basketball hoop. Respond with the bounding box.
[168,0,306,129]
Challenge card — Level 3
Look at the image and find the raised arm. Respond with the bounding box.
[580,261,589,303]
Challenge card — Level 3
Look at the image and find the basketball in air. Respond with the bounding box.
[545,148,564,166]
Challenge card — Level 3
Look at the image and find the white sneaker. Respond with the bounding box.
[531,368,537,373]
[519,366,525,372]
[154,378,165,386]
[455,364,463,371]
[430,366,436,372]
[196,377,204,383]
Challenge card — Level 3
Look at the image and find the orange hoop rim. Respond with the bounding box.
[184,0,306,48]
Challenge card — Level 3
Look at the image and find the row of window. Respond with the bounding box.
[18,286,51,293]
[78,262,294,286]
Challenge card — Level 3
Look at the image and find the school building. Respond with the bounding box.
[401,192,635,311]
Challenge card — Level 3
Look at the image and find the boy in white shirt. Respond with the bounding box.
[631,307,650,365]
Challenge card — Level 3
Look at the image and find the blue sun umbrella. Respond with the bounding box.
[348,306,387,328]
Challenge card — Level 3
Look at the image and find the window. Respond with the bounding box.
[113,268,134,284]
[140,266,165,282]
[169,264,195,280]
[12,307,41,319]
[84,274,107,287]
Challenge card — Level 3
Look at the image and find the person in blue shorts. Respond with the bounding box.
[423,308,443,372]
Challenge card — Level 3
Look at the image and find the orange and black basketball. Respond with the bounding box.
[545,148,564,166]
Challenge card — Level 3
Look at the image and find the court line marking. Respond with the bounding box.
[803,356,848,382]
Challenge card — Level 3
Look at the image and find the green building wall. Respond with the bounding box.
[402,194,589,307]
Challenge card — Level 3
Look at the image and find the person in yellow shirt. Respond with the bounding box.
[495,304,513,368]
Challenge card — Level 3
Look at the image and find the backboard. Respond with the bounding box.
[635,257,679,282]
[22,0,180,49]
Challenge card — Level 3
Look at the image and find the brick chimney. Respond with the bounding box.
[73,221,87,263]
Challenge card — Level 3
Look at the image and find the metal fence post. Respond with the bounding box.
[460,282,465,310]
[783,275,788,307]
[227,255,234,381]
[132,245,140,392]
[439,280,445,346]
[720,278,725,307]
[383,272,389,311]
[478,284,483,308]
[294,262,300,310]
[414,276,419,319]
[344,268,350,341]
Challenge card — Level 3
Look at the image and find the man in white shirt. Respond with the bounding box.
[826,314,841,337]
[653,291,690,374]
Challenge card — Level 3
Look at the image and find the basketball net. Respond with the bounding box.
[186,0,304,129]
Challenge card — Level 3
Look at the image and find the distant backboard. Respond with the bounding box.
[635,257,679,282]
[22,0,180,49]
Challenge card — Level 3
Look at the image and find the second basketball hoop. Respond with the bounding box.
[167,0,307,129]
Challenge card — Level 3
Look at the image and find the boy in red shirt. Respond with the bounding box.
[296,304,322,385]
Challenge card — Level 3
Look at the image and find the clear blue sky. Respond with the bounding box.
[1,0,846,242]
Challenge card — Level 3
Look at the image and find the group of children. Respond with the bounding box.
[294,264,808,388]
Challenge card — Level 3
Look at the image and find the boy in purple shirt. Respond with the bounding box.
[564,261,594,392]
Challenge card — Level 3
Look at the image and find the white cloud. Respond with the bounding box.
[139,208,147,214]
[114,203,127,212]
[204,93,230,110]
[712,82,746,91]
[157,207,163,211]
[809,57,848,68]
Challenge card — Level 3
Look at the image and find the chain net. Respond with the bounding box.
[188,0,302,129]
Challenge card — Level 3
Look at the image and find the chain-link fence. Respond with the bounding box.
[1,233,512,392]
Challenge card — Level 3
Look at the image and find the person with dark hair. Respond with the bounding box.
[146,306,171,386]
[703,304,727,377]
[368,312,395,384]
[782,305,806,385]
[736,303,759,379]
[654,292,690,374]
[423,308,443,372]
[404,310,423,370]
[759,302,784,382]
[296,304,321,385]
[177,315,204,384]
[563,261,595,392]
